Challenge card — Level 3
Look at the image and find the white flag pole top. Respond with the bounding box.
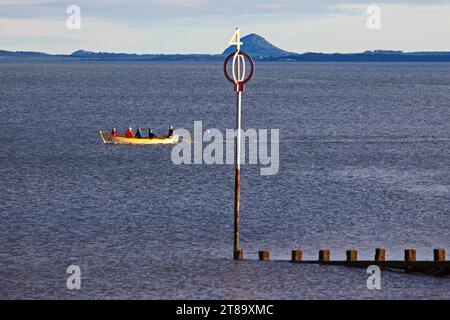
[228,27,243,52]
[224,28,255,92]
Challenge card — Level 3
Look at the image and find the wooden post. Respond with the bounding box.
[346,250,358,262]
[291,250,303,263]
[233,249,244,260]
[434,248,446,262]
[319,250,330,262]
[259,250,269,261]
[405,249,416,262]
[375,248,386,262]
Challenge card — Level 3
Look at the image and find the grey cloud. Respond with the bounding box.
[2,0,450,20]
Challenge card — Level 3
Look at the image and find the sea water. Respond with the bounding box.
[1,61,450,299]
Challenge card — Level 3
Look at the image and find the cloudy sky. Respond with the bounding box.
[1,0,450,54]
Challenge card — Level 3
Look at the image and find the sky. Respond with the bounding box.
[1,0,450,54]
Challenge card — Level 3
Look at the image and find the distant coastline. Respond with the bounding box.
[3,33,450,62]
[3,50,450,62]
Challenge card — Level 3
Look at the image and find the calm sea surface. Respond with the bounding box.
[1,61,450,299]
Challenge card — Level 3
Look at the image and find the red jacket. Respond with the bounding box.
[111,129,120,137]
[125,128,134,138]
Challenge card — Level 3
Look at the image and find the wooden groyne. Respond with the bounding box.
[253,248,450,276]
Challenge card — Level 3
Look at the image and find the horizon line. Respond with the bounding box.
[3,48,450,56]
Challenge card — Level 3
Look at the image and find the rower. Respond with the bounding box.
[111,128,120,137]
[148,128,157,139]
[125,127,134,138]
[135,128,143,138]
[167,125,174,137]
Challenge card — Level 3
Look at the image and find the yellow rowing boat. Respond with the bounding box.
[98,130,179,145]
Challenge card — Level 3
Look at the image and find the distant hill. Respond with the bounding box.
[222,33,293,58]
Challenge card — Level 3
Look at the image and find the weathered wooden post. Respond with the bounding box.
[405,249,416,262]
[375,248,386,261]
[224,28,255,260]
[291,250,303,262]
[234,249,244,260]
[259,250,270,261]
[434,248,446,262]
[346,250,358,262]
[319,250,330,262]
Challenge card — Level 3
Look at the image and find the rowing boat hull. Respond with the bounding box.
[98,130,179,145]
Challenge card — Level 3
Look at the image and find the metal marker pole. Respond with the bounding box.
[224,43,254,260]
[234,48,243,258]
[234,89,242,257]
